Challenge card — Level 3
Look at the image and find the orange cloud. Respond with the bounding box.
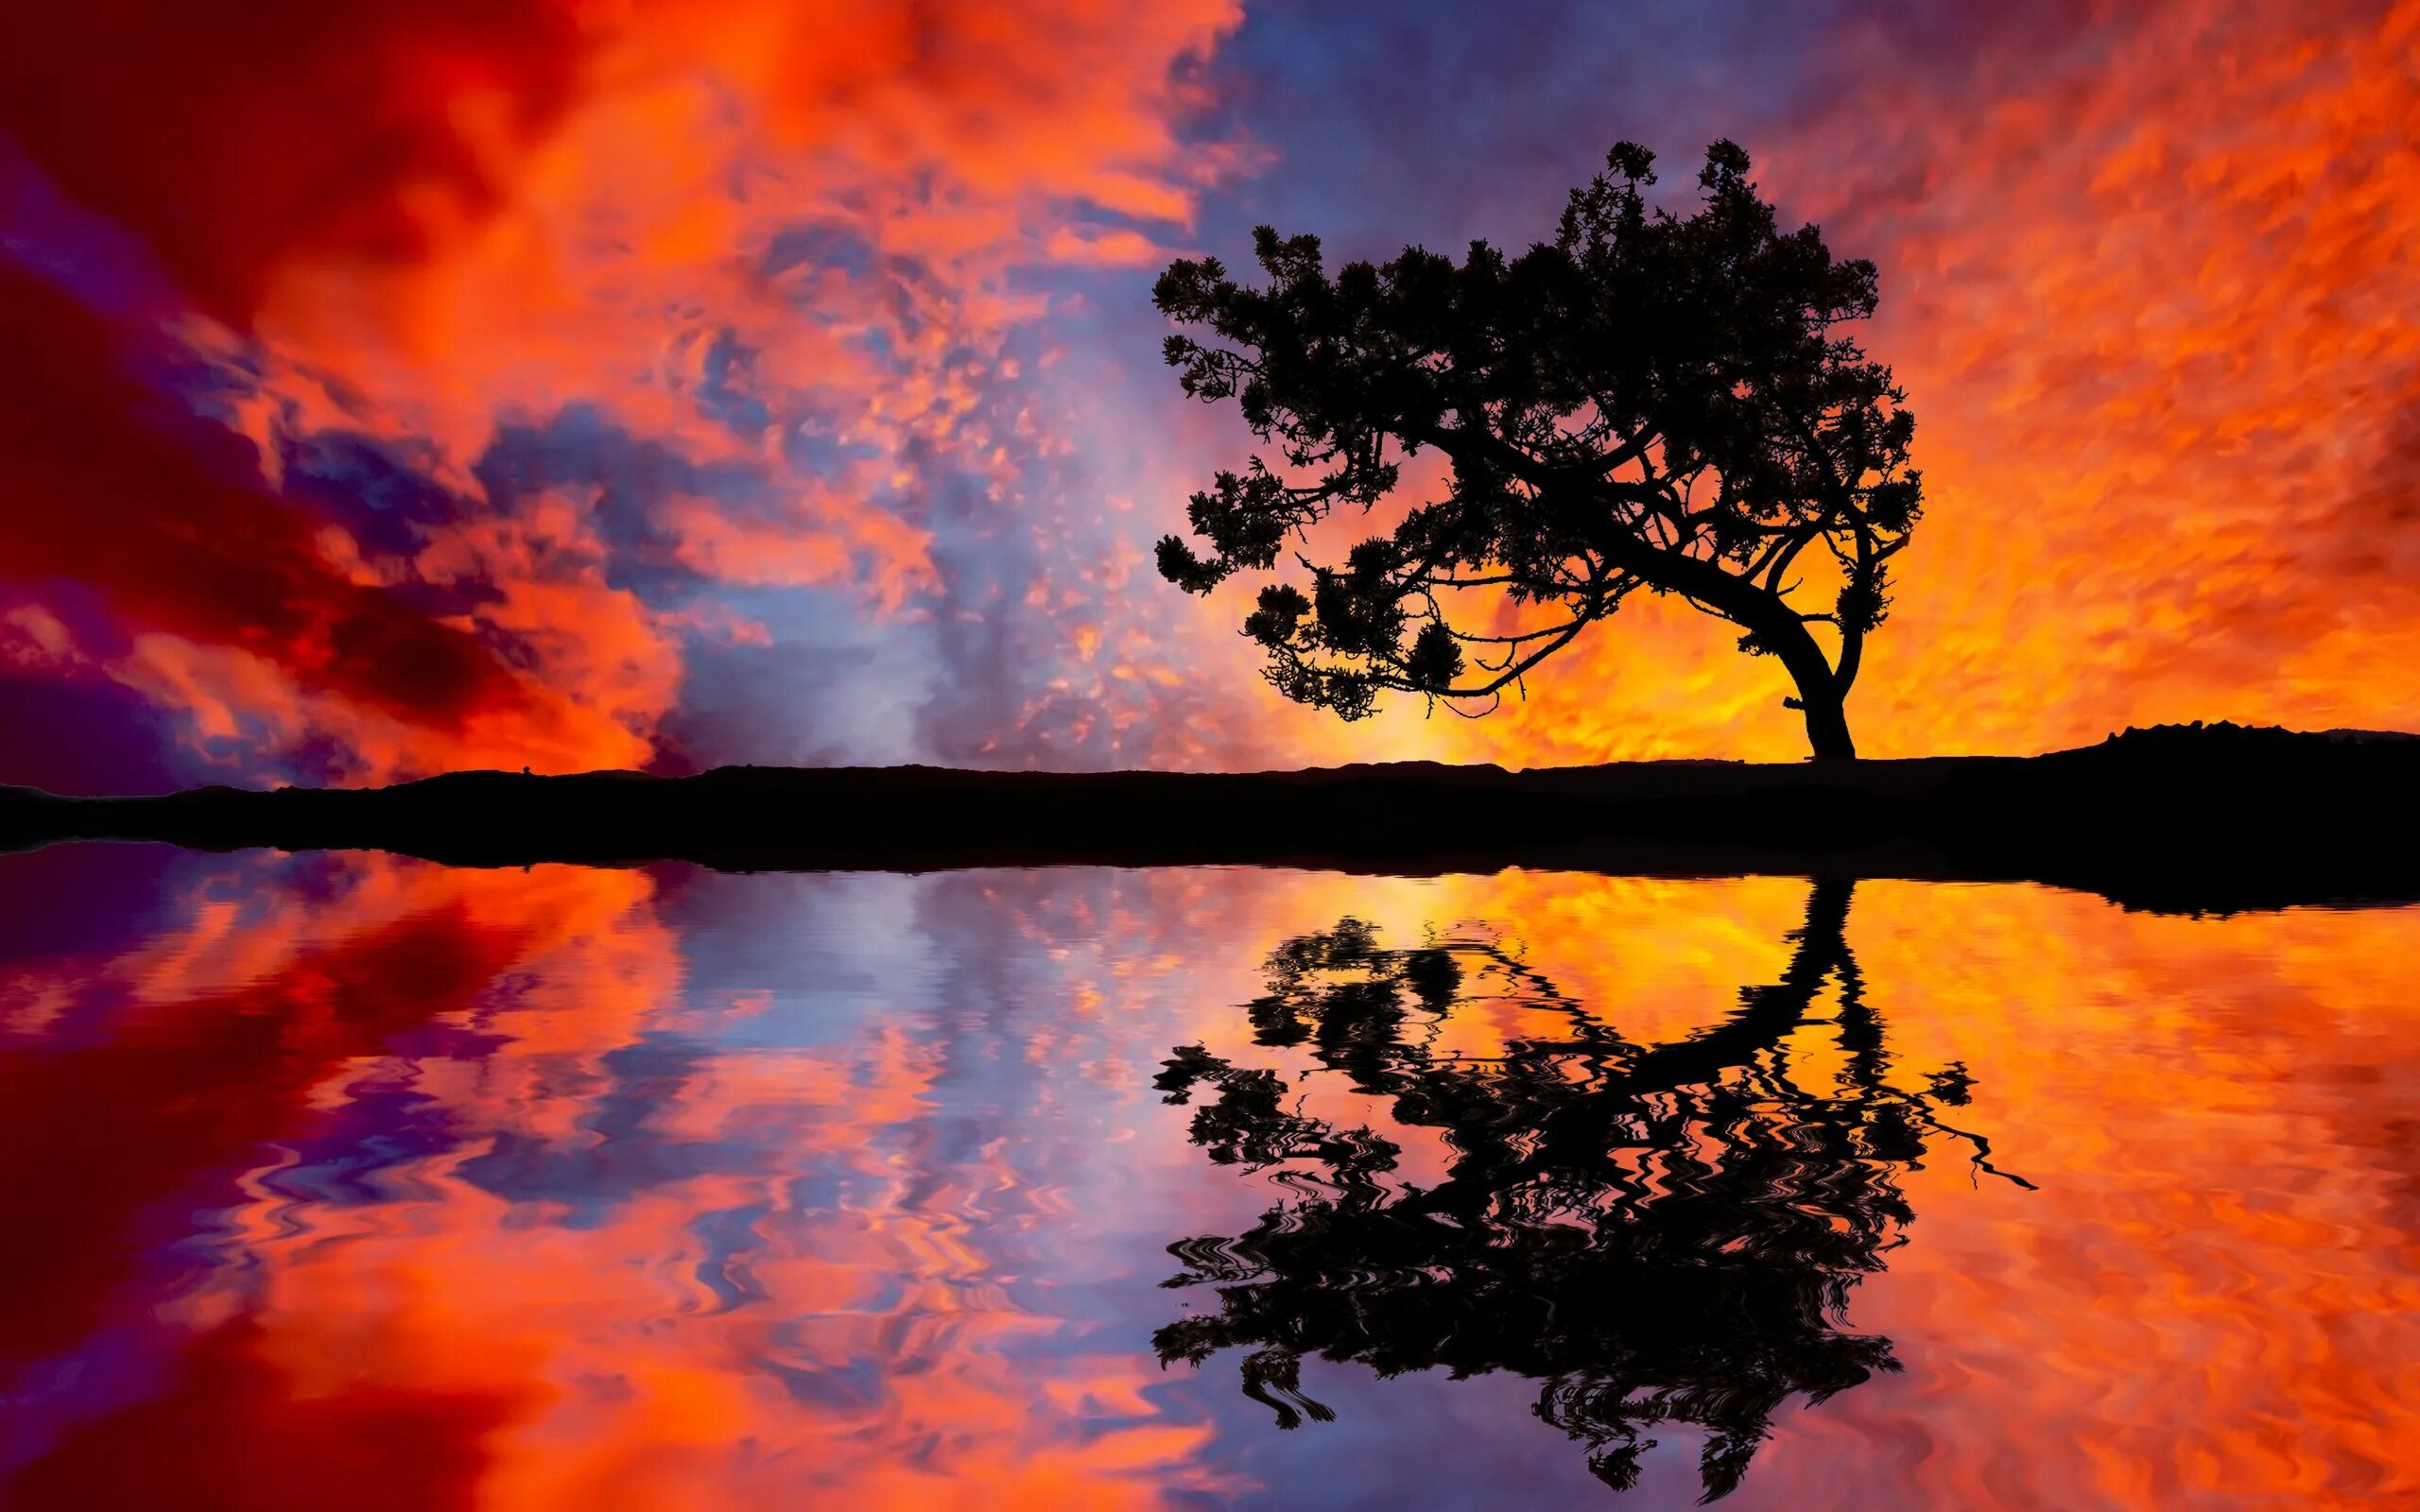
[1424,0,2420,765]
[4,0,1247,782]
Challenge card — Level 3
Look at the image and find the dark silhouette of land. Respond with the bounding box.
[1,724,2413,914]
[1154,876,2024,1499]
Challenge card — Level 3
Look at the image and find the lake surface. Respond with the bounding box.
[0,847,2410,1510]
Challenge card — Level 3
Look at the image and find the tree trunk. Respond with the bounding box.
[1748,612,1857,761]
[1544,497,1861,760]
[1795,683,1857,762]
[1734,598,1857,761]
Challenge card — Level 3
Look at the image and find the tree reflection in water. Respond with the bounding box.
[1152,878,2031,1500]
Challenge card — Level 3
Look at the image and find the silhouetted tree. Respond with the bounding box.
[1152,880,2025,1499]
[1154,142,1920,760]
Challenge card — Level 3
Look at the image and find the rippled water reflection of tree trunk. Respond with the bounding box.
[1152,878,2028,1500]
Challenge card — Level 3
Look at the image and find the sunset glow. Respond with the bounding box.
[3,1,2413,788]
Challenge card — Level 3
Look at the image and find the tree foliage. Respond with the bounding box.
[1153,141,1921,759]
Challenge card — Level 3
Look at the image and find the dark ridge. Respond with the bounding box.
[1,723,2413,915]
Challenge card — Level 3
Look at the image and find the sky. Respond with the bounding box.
[1,0,2414,791]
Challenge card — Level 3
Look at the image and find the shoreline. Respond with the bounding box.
[4,725,2413,915]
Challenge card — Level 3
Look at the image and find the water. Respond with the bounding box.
[0,846,2410,1510]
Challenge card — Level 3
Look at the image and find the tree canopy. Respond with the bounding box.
[1153,140,1921,760]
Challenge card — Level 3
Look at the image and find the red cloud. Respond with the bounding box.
[1,0,1247,782]
[0,265,529,730]
[0,1,595,327]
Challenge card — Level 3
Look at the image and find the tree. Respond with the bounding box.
[1153,141,1921,760]
[1152,879,2028,1499]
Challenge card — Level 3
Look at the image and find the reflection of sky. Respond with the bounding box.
[0,847,2411,1507]
[3,2,2417,790]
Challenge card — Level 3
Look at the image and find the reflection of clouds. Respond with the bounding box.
[1778,879,2420,1510]
[0,859,2411,1506]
